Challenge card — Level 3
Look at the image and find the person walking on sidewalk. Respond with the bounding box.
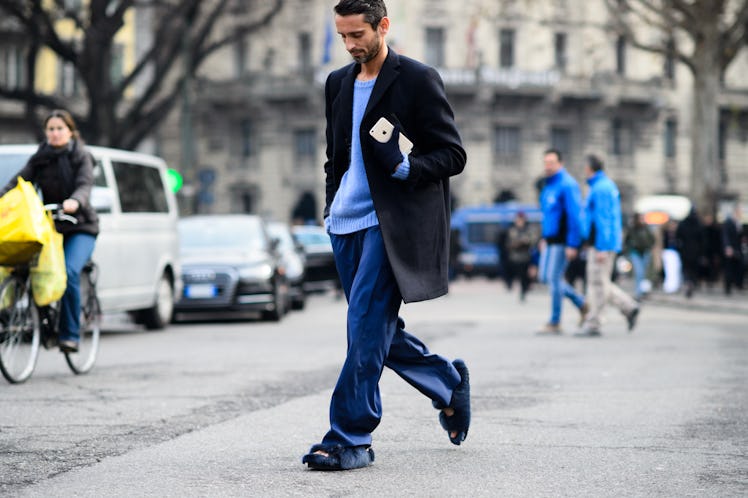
[536,149,587,334]
[624,213,655,300]
[302,0,470,471]
[676,207,705,298]
[504,211,539,301]
[722,204,745,295]
[575,155,639,337]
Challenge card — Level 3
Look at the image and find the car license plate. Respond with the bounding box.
[185,284,217,298]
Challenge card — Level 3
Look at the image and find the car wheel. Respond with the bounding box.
[141,273,174,330]
[262,278,285,321]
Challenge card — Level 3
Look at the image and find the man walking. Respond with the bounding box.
[302,0,470,471]
[722,204,745,295]
[576,155,640,337]
[537,149,587,334]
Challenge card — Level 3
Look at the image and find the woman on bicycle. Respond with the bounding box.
[0,109,99,353]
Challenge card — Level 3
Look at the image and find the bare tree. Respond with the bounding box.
[606,0,748,214]
[0,0,283,150]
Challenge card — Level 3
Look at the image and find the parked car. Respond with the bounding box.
[0,144,181,329]
[290,225,341,293]
[174,215,288,321]
[266,221,306,311]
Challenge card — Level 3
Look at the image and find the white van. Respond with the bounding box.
[0,144,181,329]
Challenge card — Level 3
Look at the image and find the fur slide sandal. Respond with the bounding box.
[302,444,375,471]
[435,358,471,445]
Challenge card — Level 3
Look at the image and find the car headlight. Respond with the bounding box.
[237,263,273,281]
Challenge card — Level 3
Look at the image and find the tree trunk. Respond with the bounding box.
[689,34,721,216]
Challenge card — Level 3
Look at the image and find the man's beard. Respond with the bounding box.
[350,34,381,63]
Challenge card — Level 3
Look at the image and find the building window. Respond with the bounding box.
[616,36,626,75]
[234,38,247,77]
[500,29,515,68]
[493,126,521,160]
[550,127,571,160]
[554,32,567,72]
[298,32,312,72]
[664,39,675,81]
[110,43,124,85]
[241,119,252,158]
[59,60,79,97]
[664,119,677,158]
[425,27,445,68]
[1,44,25,89]
[294,129,316,163]
[718,119,727,161]
[611,118,633,156]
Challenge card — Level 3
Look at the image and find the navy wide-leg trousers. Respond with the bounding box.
[322,226,460,448]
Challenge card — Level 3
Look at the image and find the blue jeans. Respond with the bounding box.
[59,233,96,343]
[629,250,651,298]
[538,243,585,325]
[322,226,460,448]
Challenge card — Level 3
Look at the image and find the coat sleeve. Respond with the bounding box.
[594,184,618,250]
[69,146,94,208]
[403,66,466,187]
[564,180,584,248]
[323,73,339,220]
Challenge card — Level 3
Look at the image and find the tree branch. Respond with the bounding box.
[720,1,748,68]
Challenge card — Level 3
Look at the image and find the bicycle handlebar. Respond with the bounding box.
[43,203,78,225]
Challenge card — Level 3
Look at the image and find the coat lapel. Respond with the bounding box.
[364,47,399,120]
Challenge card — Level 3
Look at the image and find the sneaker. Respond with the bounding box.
[536,323,562,335]
[59,340,79,353]
[625,307,640,332]
[578,302,589,326]
[574,328,602,338]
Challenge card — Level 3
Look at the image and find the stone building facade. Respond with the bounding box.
[2,0,747,221]
[172,0,748,220]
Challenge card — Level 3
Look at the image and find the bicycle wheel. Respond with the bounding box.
[0,275,41,384]
[65,269,100,374]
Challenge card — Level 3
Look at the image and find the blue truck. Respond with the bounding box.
[450,202,542,278]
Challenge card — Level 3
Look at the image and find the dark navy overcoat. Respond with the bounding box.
[323,48,466,302]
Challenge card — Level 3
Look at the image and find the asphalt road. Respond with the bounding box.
[1,279,746,497]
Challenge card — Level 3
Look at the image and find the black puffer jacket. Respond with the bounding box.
[0,140,99,236]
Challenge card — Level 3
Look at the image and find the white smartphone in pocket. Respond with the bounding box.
[369,117,413,154]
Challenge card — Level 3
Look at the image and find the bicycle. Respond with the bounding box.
[0,204,101,384]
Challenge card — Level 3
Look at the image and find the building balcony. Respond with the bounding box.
[196,69,322,106]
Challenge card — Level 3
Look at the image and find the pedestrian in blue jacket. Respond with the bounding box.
[576,154,639,337]
[537,149,587,334]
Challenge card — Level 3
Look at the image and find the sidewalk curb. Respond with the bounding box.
[646,293,748,315]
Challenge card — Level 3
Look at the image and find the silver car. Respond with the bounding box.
[175,215,288,321]
[266,221,306,311]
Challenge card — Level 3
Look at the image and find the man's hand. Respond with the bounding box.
[369,124,404,174]
[565,246,578,260]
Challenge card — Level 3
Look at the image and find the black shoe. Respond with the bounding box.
[574,328,602,337]
[626,307,640,332]
[59,340,79,353]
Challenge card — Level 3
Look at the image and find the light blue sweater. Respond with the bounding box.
[327,78,410,235]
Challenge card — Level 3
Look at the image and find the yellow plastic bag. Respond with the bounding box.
[31,213,67,306]
[0,177,49,265]
[0,266,12,308]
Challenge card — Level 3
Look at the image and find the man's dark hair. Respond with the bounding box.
[544,148,562,162]
[334,0,387,30]
[587,154,604,172]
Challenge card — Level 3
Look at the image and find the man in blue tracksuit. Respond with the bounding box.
[537,149,587,334]
[576,155,639,337]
